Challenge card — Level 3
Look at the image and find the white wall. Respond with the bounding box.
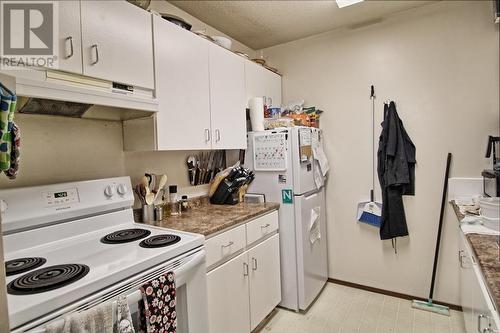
[261,1,499,305]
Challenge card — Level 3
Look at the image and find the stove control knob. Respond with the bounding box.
[104,185,115,198]
[117,184,128,196]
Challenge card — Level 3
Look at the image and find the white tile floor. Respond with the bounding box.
[259,283,466,333]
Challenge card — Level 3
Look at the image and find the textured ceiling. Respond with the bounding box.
[170,1,434,50]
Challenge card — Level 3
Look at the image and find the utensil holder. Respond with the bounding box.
[142,204,155,223]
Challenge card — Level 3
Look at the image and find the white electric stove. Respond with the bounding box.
[0,177,208,333]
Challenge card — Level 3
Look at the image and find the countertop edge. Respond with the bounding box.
[205,206,279,239]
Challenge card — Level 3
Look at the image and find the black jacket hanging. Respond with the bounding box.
[377,101,416,240]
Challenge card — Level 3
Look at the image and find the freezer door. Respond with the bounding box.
[294,188,328,310]
[291,127,316,195]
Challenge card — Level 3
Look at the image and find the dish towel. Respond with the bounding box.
[139,272,177,333]
[45,302,113,333]
[117,295,136,333]
[0,82,18,177]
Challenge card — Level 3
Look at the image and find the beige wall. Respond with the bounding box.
[261,1,499,305]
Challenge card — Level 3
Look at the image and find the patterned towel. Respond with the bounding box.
[139,272,177,333]
[0,82,17,172]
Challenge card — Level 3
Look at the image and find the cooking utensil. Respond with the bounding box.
[187,155,196,185]
[161,14,192,30]
[154,175,168,202]
[212,36,232,49]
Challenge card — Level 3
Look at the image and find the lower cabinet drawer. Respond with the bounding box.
[246,211,279,245]
[206,224,246,267]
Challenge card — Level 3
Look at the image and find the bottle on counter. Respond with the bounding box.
[180,195,189,212]
[168,185,181,216]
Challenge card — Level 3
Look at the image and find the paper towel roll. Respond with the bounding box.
[249,97,265,132]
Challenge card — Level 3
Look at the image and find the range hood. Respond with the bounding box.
[0,68,158,121]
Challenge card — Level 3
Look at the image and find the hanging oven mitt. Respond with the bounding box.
[0,82,17,172]
[139,271,177,333]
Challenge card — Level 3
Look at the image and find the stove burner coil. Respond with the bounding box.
[7,264,90,295]
[5,257,47,276]
[139,234,181,248]
[101,228,151,244]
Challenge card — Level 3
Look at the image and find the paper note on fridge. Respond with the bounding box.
[309,207,321,244]
[312,144,329,176]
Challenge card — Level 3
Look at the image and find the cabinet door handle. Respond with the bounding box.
[65,36,74,59]
[91,44,99,65]
[221,241,234,249]
[260,223,271,230]
[243,262,249,276]
[252,257,258,271]
[215,129,221,143]
[205,129,211,142]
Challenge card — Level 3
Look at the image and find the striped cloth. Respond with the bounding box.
[0,82,17,174]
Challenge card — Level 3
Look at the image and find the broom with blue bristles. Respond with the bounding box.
[357,85,382,227]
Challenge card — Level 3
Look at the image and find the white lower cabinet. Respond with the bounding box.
[248,234,281,331]
[206,212,281,333]
[459,232,499,333]
[207,252,250,333]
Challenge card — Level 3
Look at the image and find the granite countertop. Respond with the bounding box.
[142,201,280,237]
[466,234,500,310]
[450,200,465,221]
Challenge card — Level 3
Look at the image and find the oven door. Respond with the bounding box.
[21,248,208,333]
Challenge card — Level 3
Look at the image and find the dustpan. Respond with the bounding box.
[357,85,382,227]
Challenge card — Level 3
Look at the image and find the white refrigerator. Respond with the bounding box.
[245,126,329,311]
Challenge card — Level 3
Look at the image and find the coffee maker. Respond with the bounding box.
[482,135,500,197]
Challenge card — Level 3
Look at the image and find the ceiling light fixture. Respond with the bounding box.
[336,0,364,8]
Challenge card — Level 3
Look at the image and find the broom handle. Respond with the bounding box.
[429,152,452,301]
[370,85,376,199]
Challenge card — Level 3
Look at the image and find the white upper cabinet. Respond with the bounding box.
[57,1,83,75]
[209,44,247,149]
[245,61,282,108]
[80,1,154,89]
[153,16,211,150]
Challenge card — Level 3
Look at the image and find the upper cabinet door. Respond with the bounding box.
[245,61,282,108]
[245,61,266,108]
[80,1,154,88]
[153,16,212,150]
[57,1,82,74]
[264,70,282,107]
[209,44,247,149]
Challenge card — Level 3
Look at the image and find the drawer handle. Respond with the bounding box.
[243,262,249,276]
[260,223,271,230]
[66,36,74,58]
[478,313,492,333]
[252,257,258,271]
[221,241,234,249]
